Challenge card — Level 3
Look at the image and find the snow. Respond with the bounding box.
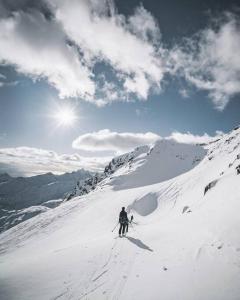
[0,169,92,232]
[41,199,64,209]
[127,193,158,216]
[0,169,92,209]
[106,140,206,190]
[0,128,240,300]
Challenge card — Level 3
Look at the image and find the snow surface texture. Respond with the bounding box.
[68,140,205,199]
[0,127,240,300]
[0,169,92,232]
[0,169,92,209]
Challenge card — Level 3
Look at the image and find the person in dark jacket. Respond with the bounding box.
[119,207,128,236]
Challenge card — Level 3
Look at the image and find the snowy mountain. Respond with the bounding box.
[0,126,240,300]
[0,169,92,209]
[0,169,92,232]
[67,140,205,199]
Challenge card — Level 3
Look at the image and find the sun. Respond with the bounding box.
[53,106,78,127]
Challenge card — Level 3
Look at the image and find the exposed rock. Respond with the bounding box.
[204,180,218,195]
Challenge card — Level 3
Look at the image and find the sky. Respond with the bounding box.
[0,0,240,176]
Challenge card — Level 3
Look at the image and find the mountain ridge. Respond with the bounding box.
[0,126,240,299]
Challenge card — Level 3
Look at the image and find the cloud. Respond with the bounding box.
[0,9,95,99]
[0,147,111,176]
[72,129,226,153]
[49,0,166,101]
[72,129,161,152]
[0,1,239,109]
[0,130,224,176]
[128,4,161,44]
[167,131,221,144]
[0,80,19,88]
[170,13,240,110]
[0,0,166,104]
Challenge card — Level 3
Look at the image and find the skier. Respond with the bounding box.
[118,207,129,237]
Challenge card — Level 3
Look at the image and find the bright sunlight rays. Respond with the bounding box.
[52,106,78,127]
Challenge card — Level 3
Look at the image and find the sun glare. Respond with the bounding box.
[53,106,77,127]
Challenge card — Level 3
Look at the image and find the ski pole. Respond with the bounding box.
[111,222,119,232]
[129,221,136,232]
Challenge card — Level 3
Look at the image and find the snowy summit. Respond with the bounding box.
[1,127,240,299]
[0,0,240,299]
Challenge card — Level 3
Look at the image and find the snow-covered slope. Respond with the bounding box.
[106,140,206,190]
[0,205,50,233]
[0,169,92,232]
[67,140,205,199]
[0,169,92,209]
[0,127,240,300]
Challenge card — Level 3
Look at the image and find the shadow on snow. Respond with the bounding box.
[126,236,153,252]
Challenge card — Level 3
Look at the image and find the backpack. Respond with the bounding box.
[119,211,128,224]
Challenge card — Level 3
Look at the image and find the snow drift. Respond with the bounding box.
[68,140,205,199]
[0,127,240,300]
[107,140,206,190]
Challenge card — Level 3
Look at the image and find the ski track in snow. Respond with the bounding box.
[1,129,240,299]
[77,236,137,300]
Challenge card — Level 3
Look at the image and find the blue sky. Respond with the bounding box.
[0,0,239,176]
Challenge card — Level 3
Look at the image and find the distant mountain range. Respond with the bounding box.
[0,169,92,232]
[1,126,240,299]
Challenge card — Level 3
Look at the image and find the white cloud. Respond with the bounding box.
[0,129,224,176]
[0,147,111,176]
[0,2,239,109]
[0,10,95,99]
[123,72,150,99]
[167,131,220,144]
[0,80,19,88]
[0,0,166,104]
[72,129,161,152]
[72,129,226,153]
[128,5,161,44]
[49,0,165,101]
[170,13,240,110]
